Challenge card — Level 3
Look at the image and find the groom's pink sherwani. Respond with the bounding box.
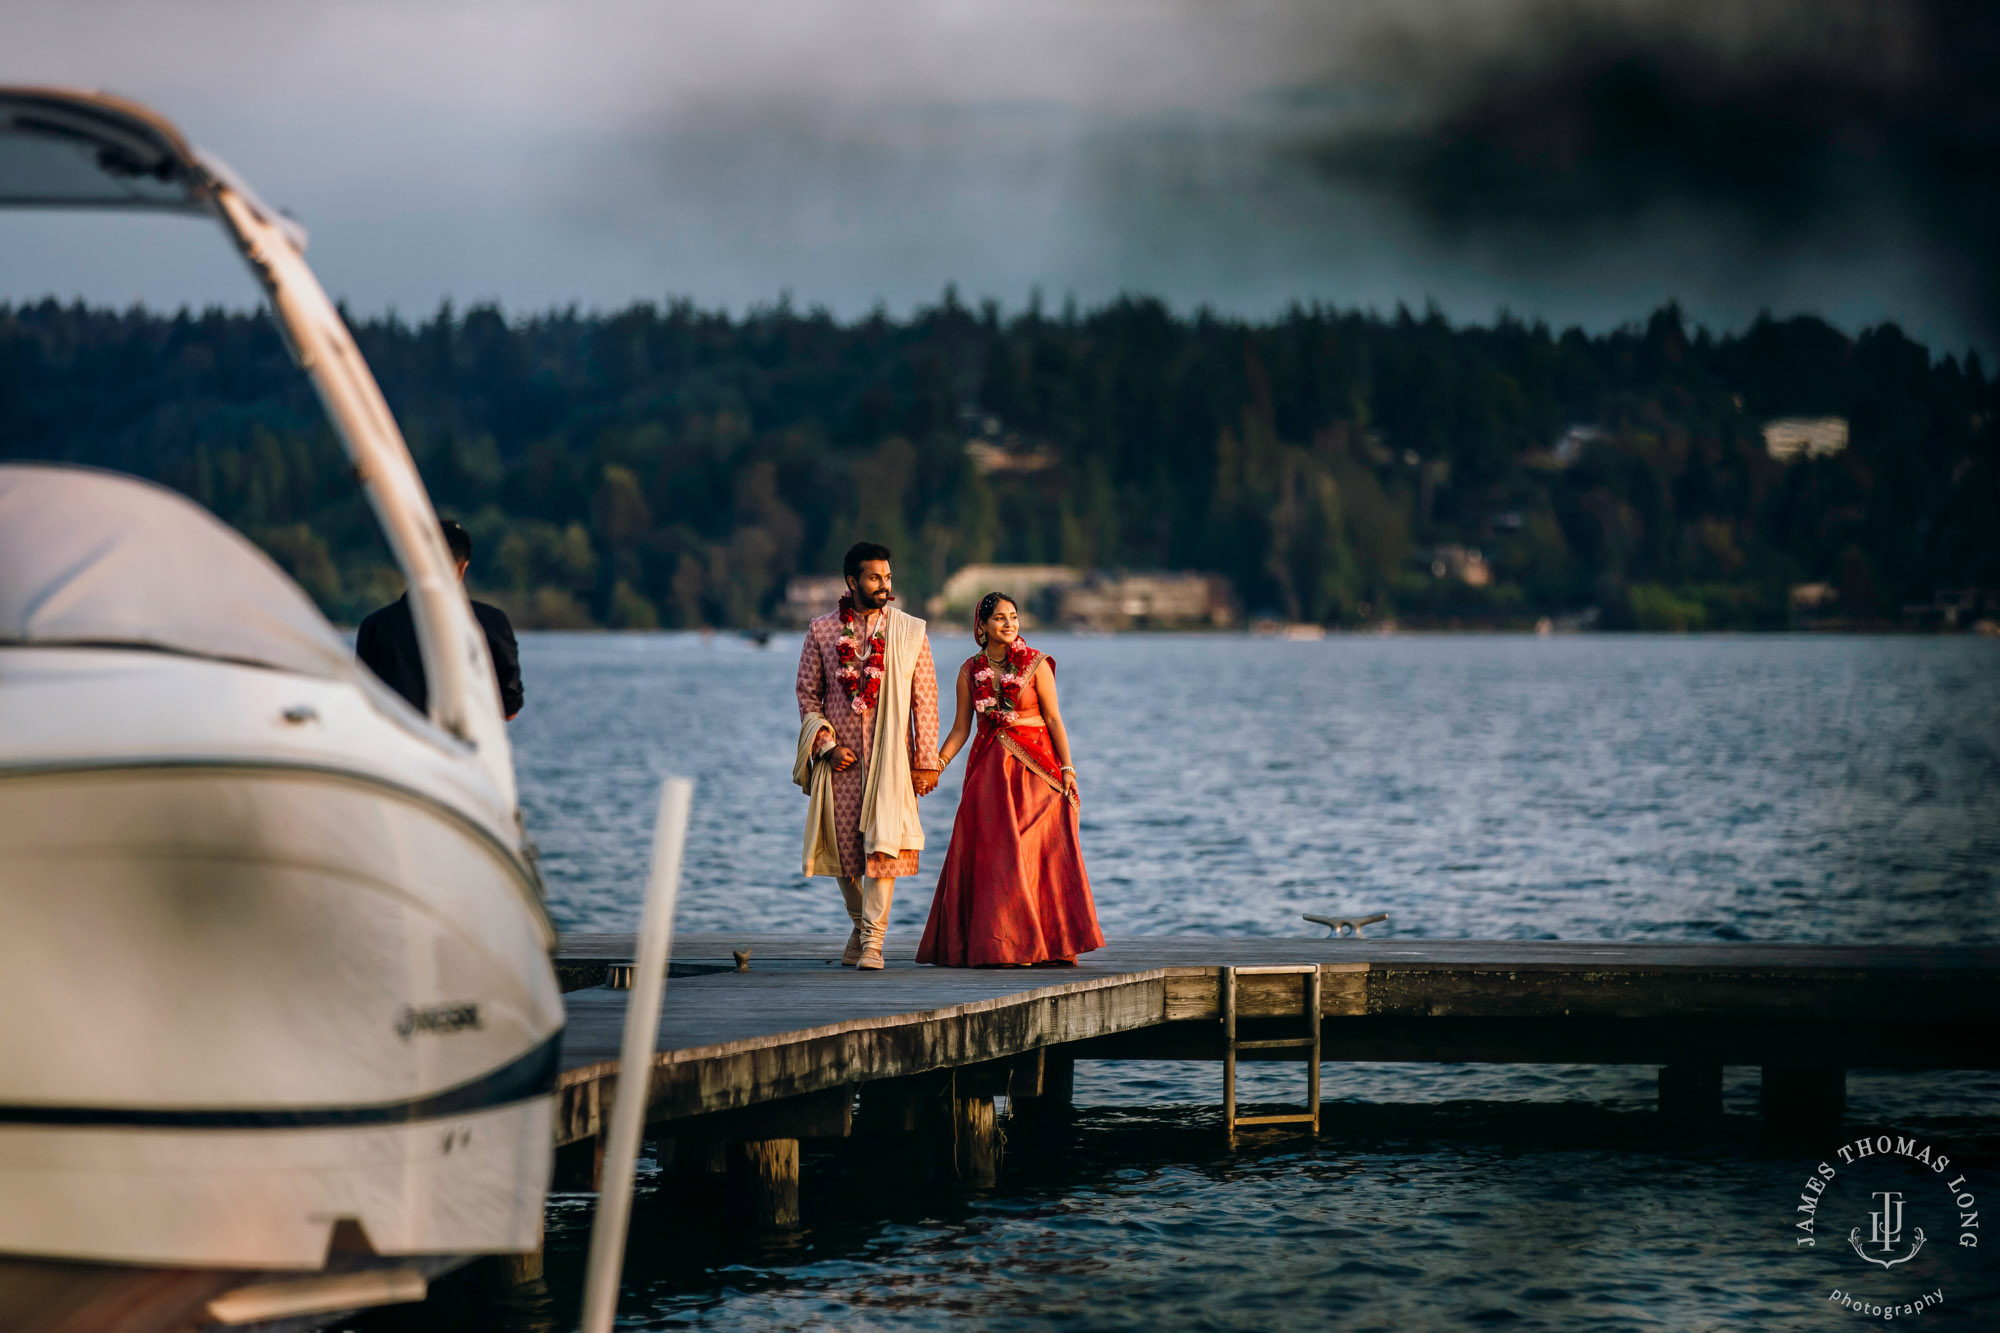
[795,610,941,879]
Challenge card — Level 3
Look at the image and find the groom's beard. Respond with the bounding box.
[860,590,894,609]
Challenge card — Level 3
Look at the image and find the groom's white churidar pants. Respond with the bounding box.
[838,875,895,946]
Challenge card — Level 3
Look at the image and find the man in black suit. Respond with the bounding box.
[356,520,523,720]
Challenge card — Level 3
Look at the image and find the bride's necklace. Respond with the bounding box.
[973,639,1027,725]
[987,645,1017,691]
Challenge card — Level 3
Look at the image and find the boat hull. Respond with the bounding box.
[0,763,563,1268]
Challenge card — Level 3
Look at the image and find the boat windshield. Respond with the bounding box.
[0,87,207,211]
[0,85,508,770]
[0,464,359,681]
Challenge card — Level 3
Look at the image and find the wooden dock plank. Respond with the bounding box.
[547,934,2000,1146]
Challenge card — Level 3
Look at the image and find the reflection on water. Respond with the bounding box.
[356,634,2000,1331]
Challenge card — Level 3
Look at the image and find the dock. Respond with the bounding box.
[541,934,2000,1225]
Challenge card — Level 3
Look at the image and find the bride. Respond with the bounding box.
[916,592,1104,967]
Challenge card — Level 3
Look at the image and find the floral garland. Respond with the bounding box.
[970,638,1038,727]
[835,594,888,713]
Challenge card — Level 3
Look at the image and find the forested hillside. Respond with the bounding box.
[3,294,1993,629]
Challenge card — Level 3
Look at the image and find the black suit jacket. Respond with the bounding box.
[355,593,524,718]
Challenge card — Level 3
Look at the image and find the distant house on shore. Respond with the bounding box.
[1763,417,1848,463]
[1549,424,1603,467]
[1524,424,1603,470]
[965,439,1061,475]
[1790,582,1841,628]
[958,405,1060,476]
[1902,587,2000,631]
[927,564,1235,631]
[1429,544,1492,587]
[781,574,849,628]
[1054,571,1236,631]
[928,564,1083,626]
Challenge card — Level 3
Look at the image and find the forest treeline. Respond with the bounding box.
[2,292,1994,630]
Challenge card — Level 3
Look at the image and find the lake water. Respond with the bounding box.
[358,633,2000,1331]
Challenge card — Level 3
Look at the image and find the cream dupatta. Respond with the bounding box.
[793,709,844,877]
[857,605,927,861]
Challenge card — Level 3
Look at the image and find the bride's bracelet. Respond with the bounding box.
[1060,765,1076,776]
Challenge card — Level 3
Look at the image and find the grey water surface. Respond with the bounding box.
[360,633,2000,1331]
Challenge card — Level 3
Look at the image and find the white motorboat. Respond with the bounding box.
[0,89,563,1328]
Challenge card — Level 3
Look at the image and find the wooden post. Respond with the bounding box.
[729,1139,801,1228]
[1042,1048,1076,1107]
[1659,1064,1724,1131]
[473,1214,545,1292]
[551,1138,602,1192]
[857,1072,948,1137]
[1010,1047,1074,1135]
[1761,1066,1844,1134]
[668,1138,728,1176]
[948,1097,998,1187]
[500,1213,545,1285]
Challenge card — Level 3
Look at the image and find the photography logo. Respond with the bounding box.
[1790,1132,1980,1320]
[1853,1189,1923,1269]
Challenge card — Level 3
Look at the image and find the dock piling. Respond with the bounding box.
[1761,1066,1845,1133]
[728,1139,801,1227]
[1043,1049,1076,1106]
[1010,1047,1075,1135]
[500,1215,546,1286]
[1658,1063,1724,1131]
[667,1139,728,1176]
[551,1138,603,1193]
[856,1071,949,1137]
[948,1096,999,1187]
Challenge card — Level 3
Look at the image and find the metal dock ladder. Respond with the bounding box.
[1222,964,1322,1142]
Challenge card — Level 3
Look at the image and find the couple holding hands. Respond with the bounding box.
[793,542,1104,971]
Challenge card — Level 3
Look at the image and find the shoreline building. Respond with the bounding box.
[927,565,1237,632]
[927,565,1083,628]
[781,574,851,628]
[1428,544,1492,587]
[1762,417,1849,463]
[1054,571,1236,631]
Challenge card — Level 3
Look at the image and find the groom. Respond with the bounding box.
[794,542,941,970]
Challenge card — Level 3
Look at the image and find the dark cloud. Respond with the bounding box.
[3,1,1991,349]
[1312,0,2000,335]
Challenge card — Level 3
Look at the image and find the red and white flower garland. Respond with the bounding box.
[835,594,888,713]
[970,638,1037,727]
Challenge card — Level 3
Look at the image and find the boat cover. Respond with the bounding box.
[0,463,358,680]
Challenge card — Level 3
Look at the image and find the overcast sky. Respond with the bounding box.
[2,1,1989,353]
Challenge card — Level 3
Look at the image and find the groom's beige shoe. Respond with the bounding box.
[853,875,892,971]
[857,919,887,970]
[841,927,864,967]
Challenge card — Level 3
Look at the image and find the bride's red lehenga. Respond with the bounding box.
[917,652,1104,967]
